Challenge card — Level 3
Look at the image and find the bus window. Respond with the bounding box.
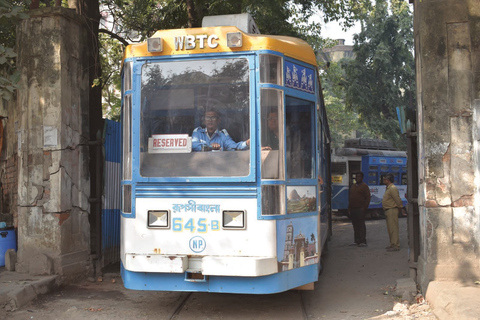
[260,55,282,85]
[261,89,284,179]
[139,58,251,177]
[286,96,314,179]
[262,185,285,215]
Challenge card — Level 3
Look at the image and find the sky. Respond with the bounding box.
[321,20,361,45]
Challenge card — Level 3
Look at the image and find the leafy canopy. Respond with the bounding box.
[340,0,415,149]
[0,0,28,101]
[98,0,369,119]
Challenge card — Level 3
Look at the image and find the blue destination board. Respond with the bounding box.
[285,61,315,94]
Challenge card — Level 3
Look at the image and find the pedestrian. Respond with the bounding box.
[382,173,403,251]
[348,171,371,247]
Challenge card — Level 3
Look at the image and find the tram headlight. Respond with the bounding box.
[222,210,245,229]
[147,37,163,52]
[148,210,169,228]
[227,32,242,48]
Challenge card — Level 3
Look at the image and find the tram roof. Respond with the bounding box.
[124,26,318,66]
[333,148,407,158]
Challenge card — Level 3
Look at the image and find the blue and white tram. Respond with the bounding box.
[119,16,331,294]
[331,140,407,218]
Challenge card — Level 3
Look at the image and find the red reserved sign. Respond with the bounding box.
[151,134,189,149]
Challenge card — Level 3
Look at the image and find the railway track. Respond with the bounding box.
[167,290,310,320]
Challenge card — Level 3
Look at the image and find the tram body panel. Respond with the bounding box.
[121,197,278,277]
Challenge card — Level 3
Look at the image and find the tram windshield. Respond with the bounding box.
[139,58,250,177]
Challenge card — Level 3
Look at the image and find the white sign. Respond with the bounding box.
[44,126,58,147]
[148,134,192,153]
[174,35,219,50]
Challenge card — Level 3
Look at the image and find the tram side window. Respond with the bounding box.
[285,96,314,179]
[392,173,399,184]
[368,166,378,184]
[262,185,285,215]
[260,55,282,85]
[331,162,346,175]
[401,172,407,185]
[261,88,284,179]
[368,172,377,185]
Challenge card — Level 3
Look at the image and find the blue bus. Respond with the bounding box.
[119,15,331,294]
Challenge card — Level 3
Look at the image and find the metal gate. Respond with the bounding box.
[102,119,121,266]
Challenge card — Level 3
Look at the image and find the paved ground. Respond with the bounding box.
[1,217,479,319]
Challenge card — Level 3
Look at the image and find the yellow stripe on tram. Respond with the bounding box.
[124,26,317,66]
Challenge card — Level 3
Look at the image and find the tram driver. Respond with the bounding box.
[192,108,250,151]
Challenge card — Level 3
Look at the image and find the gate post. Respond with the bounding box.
[15,7,91,279]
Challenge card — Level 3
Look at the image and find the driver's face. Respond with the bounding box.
[205,111,220,132]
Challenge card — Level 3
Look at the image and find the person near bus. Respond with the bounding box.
[348,171,371,247]
[192,108,250,151]
[382,173,403,251]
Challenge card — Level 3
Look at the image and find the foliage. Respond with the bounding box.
[340,0,415,150]
[97,0,369,120]
[320,60,373,148]
[0,0,28,101]
[99,32,122,121]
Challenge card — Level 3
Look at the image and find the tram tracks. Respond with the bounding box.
[169,292,193,320]
[168,290,310,320]
[298,291,309,320]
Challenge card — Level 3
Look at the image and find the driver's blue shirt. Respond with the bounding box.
[192,127,248,151]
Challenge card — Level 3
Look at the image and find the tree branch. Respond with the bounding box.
[98,28,129,47]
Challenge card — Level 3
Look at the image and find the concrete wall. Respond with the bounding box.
[414,0,480,292]
[13,7,91,279]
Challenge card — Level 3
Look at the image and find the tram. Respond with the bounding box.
[119,14,331,294]
[331,139,407,218]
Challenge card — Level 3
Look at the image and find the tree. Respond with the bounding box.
[0,0,27,101]
[96,0,370,119]
[320,60,373,148]
[340,0,415,149]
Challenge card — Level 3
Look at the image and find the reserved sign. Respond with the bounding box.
[148,134,192,153]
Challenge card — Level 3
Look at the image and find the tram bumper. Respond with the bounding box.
[125,254,278,277]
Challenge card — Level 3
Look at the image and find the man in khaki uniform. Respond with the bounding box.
[382,174,403,251]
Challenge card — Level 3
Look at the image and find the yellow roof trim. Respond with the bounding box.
[124,27,317,66]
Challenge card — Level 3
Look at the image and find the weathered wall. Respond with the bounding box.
[14,7,91,279]
[0,97,17,227]
[414,0,480,292]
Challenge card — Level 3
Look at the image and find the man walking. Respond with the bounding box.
[382,174,403,251]
[348,171,371,247]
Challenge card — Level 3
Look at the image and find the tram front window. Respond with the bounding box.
[139,58,250,177]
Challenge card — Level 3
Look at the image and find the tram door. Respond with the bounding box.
[348,161,361,185]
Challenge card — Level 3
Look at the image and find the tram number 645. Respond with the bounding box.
[172,217,220,233]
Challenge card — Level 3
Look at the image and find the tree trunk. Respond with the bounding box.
[185,0,198,28]
[79,0,104,269]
